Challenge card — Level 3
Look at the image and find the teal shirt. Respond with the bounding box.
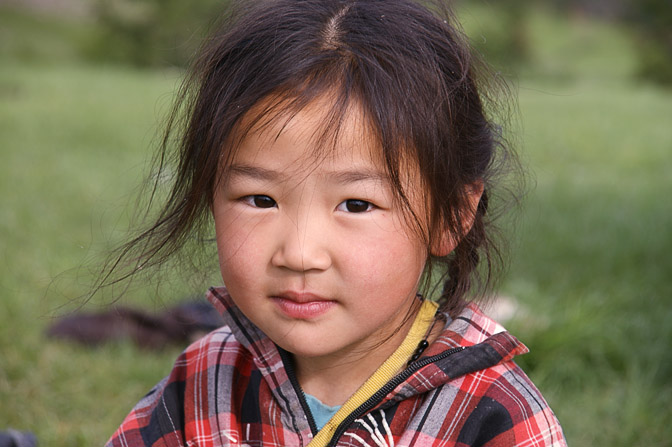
[304,393,342,431]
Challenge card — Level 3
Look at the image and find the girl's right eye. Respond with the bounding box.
[242,195,277,209]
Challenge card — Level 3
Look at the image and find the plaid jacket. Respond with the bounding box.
[106,287,566,446]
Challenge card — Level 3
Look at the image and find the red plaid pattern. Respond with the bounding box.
[106,287,566,446]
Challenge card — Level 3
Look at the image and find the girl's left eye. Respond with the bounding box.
[337,199,374,213]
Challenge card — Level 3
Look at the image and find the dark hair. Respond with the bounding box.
[99,0,520,317]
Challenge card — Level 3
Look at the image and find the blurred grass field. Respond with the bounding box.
[1,4,671,446]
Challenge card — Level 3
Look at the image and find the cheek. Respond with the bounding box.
[214,213,262,280]
[341,227,427,284]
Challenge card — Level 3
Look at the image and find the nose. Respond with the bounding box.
[271,210,332,272]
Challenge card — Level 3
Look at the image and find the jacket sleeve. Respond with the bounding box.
[105,354,189,447]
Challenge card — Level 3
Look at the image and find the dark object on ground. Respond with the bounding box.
[0,430,37,447]
[46,300,225,349]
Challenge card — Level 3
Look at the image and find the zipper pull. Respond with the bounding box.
[407,339,429,366]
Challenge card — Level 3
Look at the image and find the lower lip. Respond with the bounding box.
[272,297,335,319]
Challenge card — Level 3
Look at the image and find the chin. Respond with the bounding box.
[278,340,335,359]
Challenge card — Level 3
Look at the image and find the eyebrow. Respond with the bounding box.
[226,164,389,185]
[328,169,389,185]
[226,164,282,181]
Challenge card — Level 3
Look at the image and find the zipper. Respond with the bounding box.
[278,347,319,436]
[326,346,466,447]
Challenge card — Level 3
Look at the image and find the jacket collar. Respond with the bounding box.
[207,287,316,436]
[207,287,282,373]
[207,287,528,402]
[427,302,527,355]
[381,303,529,404]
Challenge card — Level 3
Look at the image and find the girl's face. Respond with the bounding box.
[212,98,434,366]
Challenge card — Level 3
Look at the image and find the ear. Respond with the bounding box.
[430,181,484,257]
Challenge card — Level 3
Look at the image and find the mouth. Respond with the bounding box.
[271,291,336,319]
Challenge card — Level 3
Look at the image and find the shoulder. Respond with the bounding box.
[377,357,566,447]
[419,351,566,446]
[397,301,567,446]
[451,359,566,446]
[105,326,247,447]
[158,324,255,387]
[181,324,242,360]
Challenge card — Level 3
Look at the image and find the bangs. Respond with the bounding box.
[222,79,374,172]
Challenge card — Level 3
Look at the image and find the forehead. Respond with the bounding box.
[229,93,383,168]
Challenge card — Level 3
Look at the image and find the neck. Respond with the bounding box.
[295,330,410,406]
[294,299,437,407]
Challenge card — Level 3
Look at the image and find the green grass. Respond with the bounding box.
[459,3,639,82]
[0,7,95,65]
[1,5,671,446]
[0,62,190,445]
[507,80,672,446]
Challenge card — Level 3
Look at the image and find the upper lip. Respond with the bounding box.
[274,291,332,303]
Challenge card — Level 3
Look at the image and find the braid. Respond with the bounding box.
[440,189,489,317]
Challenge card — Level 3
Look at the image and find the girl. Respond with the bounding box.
[106,0,566,446]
